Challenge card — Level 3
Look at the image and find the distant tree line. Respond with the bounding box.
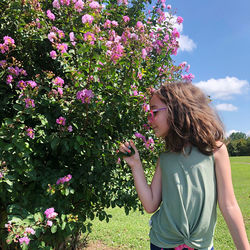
[226,132,250,156]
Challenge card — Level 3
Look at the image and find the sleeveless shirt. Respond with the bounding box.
[149,147,217,250]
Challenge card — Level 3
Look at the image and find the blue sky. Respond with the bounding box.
[167,0,250,137]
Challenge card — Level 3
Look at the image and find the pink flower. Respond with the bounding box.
[58,87,63,96]
[182,73,195,81]
[47,10,55,21]
[123,16,130,23]
[0,172,4,179]
[57,43,68,54]
[82,14,94,25]
[68,125,73,132]
[53,76,64,87]
[6,75,13,84]
[89,1,100,9]
[84,32,96,45]
[27,81,37,88]
[17,80,27,90]
[25,98,35,108]
[0,43,7,54]
[47,220,53,227]
[44,208,58,219]
[69,32,76,46]
[56,174,72,185]
[177,16,183,24]
[111,20,118,27]
[136,21,144,30]
[172,28,180,38]
[142,103,150,112]
[135,132,146,143]
[56,116,66,126]
[142,48,147,59]
[145,138,154,150]
[52,0,60,9]
[19,236,30,245]
[74,0,84,12]
[104,19,111,29]
[137,72,142,80]
[167,4,171,9]
[26,128,35,139]
[50,50,57,59]
[76,89,94,103]
[60,0,70,5]
[3,36,15,46]
[0,60,7,67]
[48,32,57,42]
[25,227,35,235]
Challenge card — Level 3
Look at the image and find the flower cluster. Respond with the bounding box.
[0,36,15,54]
[56,174,72,185]
[134,132,155,151]
[76,89,94,104]
[44,207,58,227]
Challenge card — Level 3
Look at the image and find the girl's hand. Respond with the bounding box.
[118,140,141,168]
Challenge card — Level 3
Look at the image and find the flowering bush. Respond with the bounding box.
[0,0,191,248]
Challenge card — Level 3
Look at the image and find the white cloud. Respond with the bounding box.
[178,35,197,52]
[215,103,238,111]
[226,130,240,137]
[247,131,250,137]
[168,14,197,52]
[194,77,249,100]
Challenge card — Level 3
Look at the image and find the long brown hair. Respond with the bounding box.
[153,81,225,155]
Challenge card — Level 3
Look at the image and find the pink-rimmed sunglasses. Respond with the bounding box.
[147,107,167,121]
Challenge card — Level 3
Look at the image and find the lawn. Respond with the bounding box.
[84,156,250,249]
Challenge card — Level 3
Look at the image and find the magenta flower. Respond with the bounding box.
[47,10,55,21]
[19,236,30,245]
[17,80,27,90]
[104,19,111,29]
[167,4,171,9]
[25,98,35,108]
[76,89,94,104]
[56,116,66,126]
[3,36,15,46]
[84,32,96,45]
[182,73,195,81]
[142,103,150,112]
[68,125,73,132]
[57,43,68,54]
[74,0,84,12]
[60,0,70,5]
[177,16,183,24]
[26,128,35,139]
[122,16,130,23]
[137,72,142,80]
[82,14,94,25]
[136,21,144,30]
[52,0,60,9]
[44,208,58,219]
[6,75,13,85]
[0,60,7,67]
[172,28,180,38]
[111,20,118,27]
[0,172,3,179]
[50,50,57,59]
[89,1,100,9]
[56,174,72,185]
[58,87,63,96]
[53,76,64,87]
[27,80,37,88]
[142,48,147,59]
[0,43,7,54]
[69,32,76,46]
[145,138,155,150]
[135,132,146,143]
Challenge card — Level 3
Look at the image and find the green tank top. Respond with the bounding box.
[149,147,217,249]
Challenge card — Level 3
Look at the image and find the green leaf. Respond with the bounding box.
[51,224,57,234]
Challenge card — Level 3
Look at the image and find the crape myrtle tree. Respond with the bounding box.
[0,0,193,248]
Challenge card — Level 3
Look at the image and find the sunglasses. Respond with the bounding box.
[147,107,167,121]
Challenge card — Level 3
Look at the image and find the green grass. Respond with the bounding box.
[85,157,250,249]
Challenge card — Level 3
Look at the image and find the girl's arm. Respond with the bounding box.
[119,140,162,213]
[214,143,250,250]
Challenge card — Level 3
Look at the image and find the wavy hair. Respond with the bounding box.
[153,81,225,155]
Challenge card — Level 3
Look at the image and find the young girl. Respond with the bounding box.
[119,82,249,250]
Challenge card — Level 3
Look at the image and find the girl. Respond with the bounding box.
[119,82,249,250]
